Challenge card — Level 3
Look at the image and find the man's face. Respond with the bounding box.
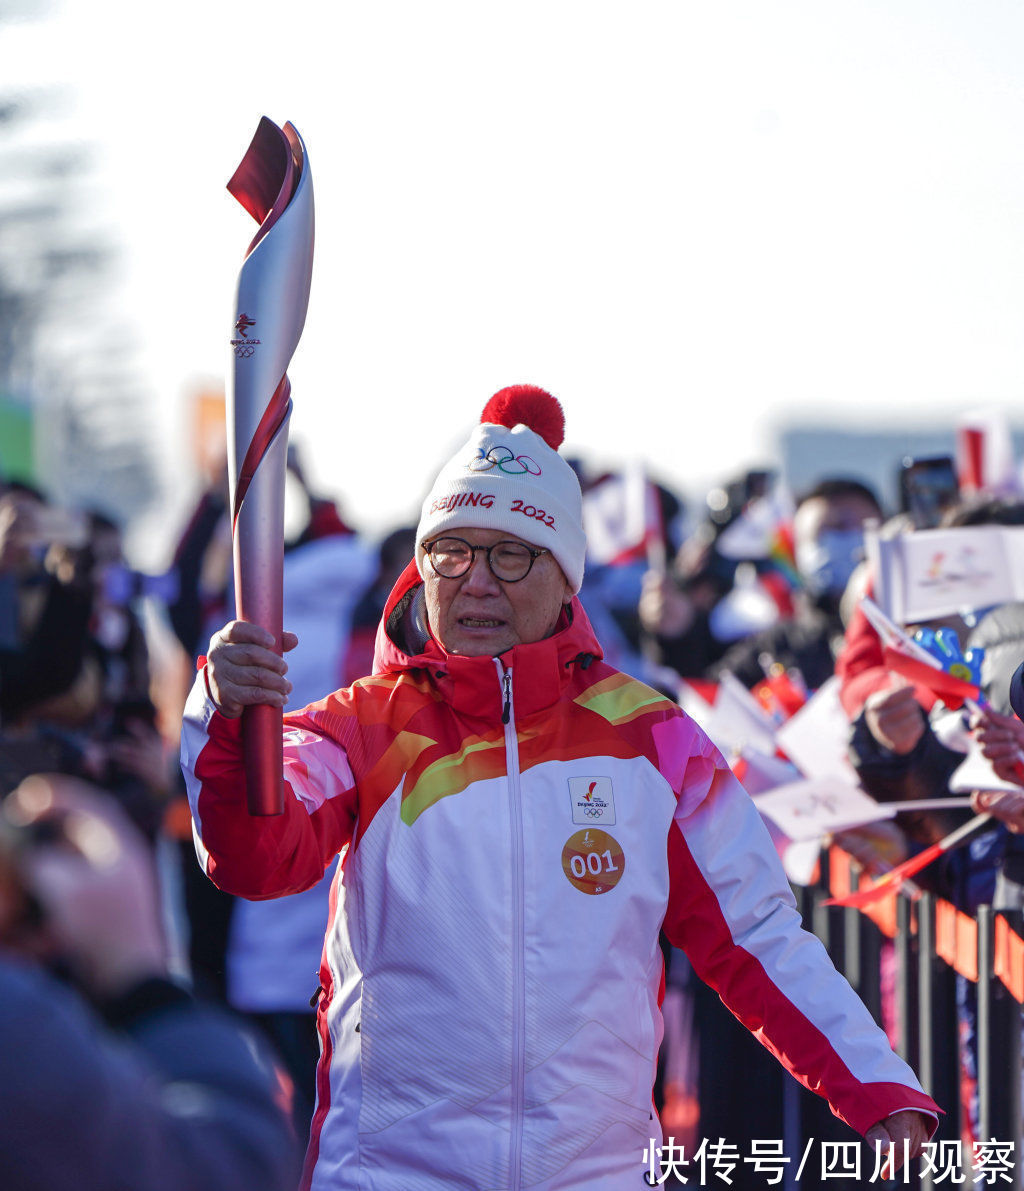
[422,527,573,656]
[793,492,879,600]
[793,493,878,551]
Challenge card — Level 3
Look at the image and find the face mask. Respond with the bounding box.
[796,529,865,599]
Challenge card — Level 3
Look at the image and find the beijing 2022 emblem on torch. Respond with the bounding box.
[225,117,315,815]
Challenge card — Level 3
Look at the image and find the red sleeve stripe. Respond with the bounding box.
[664,771,939,1134]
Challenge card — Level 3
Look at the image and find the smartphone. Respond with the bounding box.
[898,455,959,529]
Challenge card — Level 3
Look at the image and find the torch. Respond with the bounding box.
[225,117,314,815]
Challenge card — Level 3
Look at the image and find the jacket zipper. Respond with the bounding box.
[498,661,525,1189]
[501,670,512,723]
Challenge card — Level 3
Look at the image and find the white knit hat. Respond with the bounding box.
[415,386,587,593]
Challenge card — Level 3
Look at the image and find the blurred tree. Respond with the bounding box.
[0,4,158,524]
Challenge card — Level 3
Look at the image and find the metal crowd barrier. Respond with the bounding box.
[793,846,1024,1190]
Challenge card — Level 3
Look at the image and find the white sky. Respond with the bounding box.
[7,1,1024,550]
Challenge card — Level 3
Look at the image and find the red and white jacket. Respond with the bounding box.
[181,564,938,1191]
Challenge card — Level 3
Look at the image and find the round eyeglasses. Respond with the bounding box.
[423,536,550,583]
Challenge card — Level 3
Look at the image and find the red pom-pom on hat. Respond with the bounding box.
[481,385,565,450]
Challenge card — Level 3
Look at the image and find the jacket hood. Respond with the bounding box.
[370,560,604,721]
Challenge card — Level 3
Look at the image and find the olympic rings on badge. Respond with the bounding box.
[234,345,255,358]
[584,808,604,818]
[468,445,542,476]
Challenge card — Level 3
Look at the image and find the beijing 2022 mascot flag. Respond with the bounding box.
[225,117,314,815]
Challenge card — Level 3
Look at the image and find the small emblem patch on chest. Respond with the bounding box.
[568,776,616,825]
[561,829,625,895]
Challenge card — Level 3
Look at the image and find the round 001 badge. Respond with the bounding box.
[561,829,625,895]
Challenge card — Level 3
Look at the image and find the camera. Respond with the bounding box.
[101,564,180,607]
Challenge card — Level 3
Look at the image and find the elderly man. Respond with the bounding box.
[182,386,937,1191]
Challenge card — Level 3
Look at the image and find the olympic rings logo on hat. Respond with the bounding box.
[468,445,542,476]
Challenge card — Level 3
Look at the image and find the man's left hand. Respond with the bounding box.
[864,1109,934,1176]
